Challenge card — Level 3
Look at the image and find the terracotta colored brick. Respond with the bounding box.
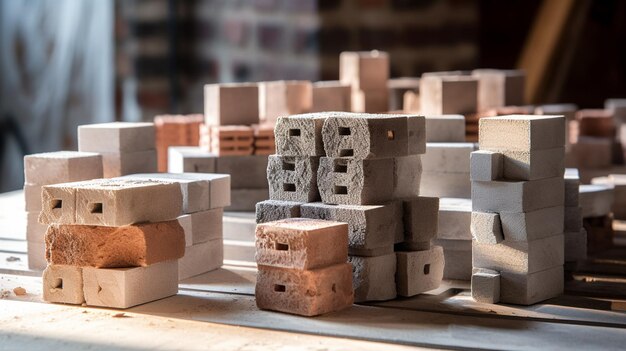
[576,109,615,138]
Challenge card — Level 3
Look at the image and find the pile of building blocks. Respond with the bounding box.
[23,152,103,270]
[78,122,158,178]
[340,51,389,113]
[470,115,566,305]
[154,114,203,172]
[255,218,354,316]
[256,111,444,302]
[39,178,185,308]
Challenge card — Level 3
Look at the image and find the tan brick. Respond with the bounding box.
[43,265,85,305]
[179,239,223,280]
[78,122,155,153]
[340,51,389,91]
[24,151,103,185]
[259,80,312,124]
[479,115,566,151]
[204,83,259,126]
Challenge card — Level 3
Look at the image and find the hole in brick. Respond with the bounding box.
[274,284,286,292]
[282,160,296,171]
[387,130,395,140]
[53,278,63,290]
[275,242,289,251]
[331,284,336,293]
[223,136,235,141]
[333,185,348,195]
[334,164,347,173]
[338,127,351,135]
[283,183,296,192]
[424,264,431,275]
[51,199,62,209]
[90,202,103,214]
[339,149,354,157]
[98,285,103,293]
[289,129,301,137]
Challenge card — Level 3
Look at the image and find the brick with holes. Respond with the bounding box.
[349,253,397,302]
[24,151,103,186]
[204,83,259,126]
[471,268,501,303]
[255,218,348,270]
[39,179,104,225]
[253,124,276,155]
[396,246,445,297]
[43,264,85,305]
[201,125,254,156]
[267,155,319,202]
[255,263,353,316]
[255,200,302,224]
[275,114,326,156]
[167,146,217,173]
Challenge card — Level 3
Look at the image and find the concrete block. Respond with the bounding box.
[204,83,259,126]
[340,51,389,90]
[168,146,217,173]
[179,208,223,245]
[216,155,268,189]
[494,147,565,181]
[267,155,319,202]
[440,245,472,280]
[579,184,614,218]
[470,150,503,181]
[420,171,471,198]
[471,212,503,244]
[349,253,397,302]
[318,157,393,205]
[223,212,256,241]
[275,114,325,156]
[471,268,500,303]
[403,196,439,244]
[300,202,402,252]
[564,206,583,232]
[564,229,587,262]
[227,188,268,211]
[45,221,185,267]
[472,69,525,111]
[499,266,563,305]
[322,112,425,159]
[43,265,84,305]
[255,218,348,270]
[39,180,91,225]
[101,149,158,178]
[420,75,478,115]
[178,239,223,280]
[256,200,302,223]
[255,263,354,316]
[391,155,422,199]
[74,178,183,226]
[78,122,155,153]
[259,80,312,124]
[424,115,466,142]
[473,234,564,274]
[311,81,351,112]
[422,143,476,173]
[479,115,565,151]
[499,206,564,241]
[24,184,42,212]
[396,246,444,297]
[437,198,472,240]
[472,177,565,213]
[27,242,47,271]
[26,211,46,243]
[24,151,103,185]
[83,260,179,309]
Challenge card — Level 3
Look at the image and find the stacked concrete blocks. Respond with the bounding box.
[471,115,566,305]
[340,51,389,113]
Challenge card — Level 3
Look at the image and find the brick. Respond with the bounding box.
[39,180,92,225]
[256,200,302,223]
[227,188,268,211]
[216,155,268,189]
[479,115,566,151]
[83,260,179,309]
[45,221,184,267]
[267,155,319,202]
[472,234,564,274]
[402,196,439,244]
[255,218,348,270]
[349,253,397,302]
[168,146,217,173]
[420,75,478,115]
[420,171,471,198]
[576,109,615,137]
[258,80,312,124]
[564,206,583,232]
[564,229,587,262]
[396,246,444,297]
[499,206,565,241]
[318,157,390,205]
[499,266,563,305]
[470,150,503,181]
[424,115,466,142]
[27,242,46,271]
[301,202,402,252]
[24,184,42,212]
[275,114,325,156]
[43,265,84,305]
[24,151,103,185]
[351,89,389,113]
[78,122,155,153]
[178,208,222,245]
[204,83,259,126]
[178,239,223,280]
[471,268,500,303]
[422,143,475,173]
[472,177,564,213]
[202,125,254,156]
[472,69,525,111]
[311,81,351,112]
[438,198,472,240]
[340,51,389,91]
[255,263,353,316]
[73,178,183,226]
[101,149,158,178]
[471,212,503,244]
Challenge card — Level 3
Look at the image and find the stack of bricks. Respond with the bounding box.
[563,168,587,273]
[252,124,276,155]
[78,122,158,178]
[567,109,617,170]
[255,218,354,316]
[23,152,103,270]
[200,125,254,156]
[118,173,230,280]
[470,115,566,305]
[154,114,203,172]
[39,178,185,308]
[340,51,389,113]
[256,112,444,302]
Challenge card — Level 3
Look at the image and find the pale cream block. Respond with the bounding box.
[499,266,563,305]
[471,268,500,304]
[83,260,178,309]
[472,234,564,274]
[424,115,466,142]
[471,211,503,244]
[422,143,476,173]
[472,177,565,213]
[351,89,389,113]
[396,246,444,297]
[43,265,85,305]
[167,146,217,173]
[27,241,47,271]
[75,178,183,226]
[178,214,193,247]
[470,150,503,181]
[349,253,397,302]
[24,151,103,185]
[101,149,157,178]
[26,211,46,243]
[340,51,389,91]
[204,83,259,126]
[78,122,155,153]
[179,239,223,280]
[420,171,471,198]
[479,115,565,151]
[564,229,587,262]
[499,206,564,241]
[24,184,42,211]
[438,198,472,240]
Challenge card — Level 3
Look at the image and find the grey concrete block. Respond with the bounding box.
[396,246,444,297]
[351,246,395,256]
[420,171,471,198]
[492,147,565,181]
[422,143,475,174]
[564,169,580,207]
[256,200,302,224]
[275,114,325,156]
[437,198,472,240]
[472,177,565,213]
[217,155,269,189]
[267,155,319,202]
[78,122,155,153]
[441,247,472,281]
[471,211,503,244]
[499,206,564,242]
[392,155,422,199]
[499,266,563,305]
[349,253,397,302]
[318,157,392,205]
[479,115,565,152]
[471,268,500,304]
[470,150,503,181]
[579,184,614,218]
[403,196,439,244]
[228,188,268,212]
[168,147,217,174]
[424,115,466,142]
[300,202,402,252]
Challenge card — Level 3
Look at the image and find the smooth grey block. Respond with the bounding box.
[472,177,565,213]
[217,155,269,189]
[422,143,475,173]
[267,155,319,202]
[403,196,439,244]
[424,115,466,142]
[564,170,580,207]
[471,211,503,244]
[275,115,325,156]
[227,188,269,212]
[349,254,397,302]
[420,171,471,198]
[255,200,302,224]
[441,246,472,281]
[318,157,393,205]
[499,206,564,242]
[437,198,472,240]
[168,146,217,174]
[471,268,500,304]
[396,246,444,297]
[392,155,422,199]
[470,150,503,181]
[499,266,564,305]
[492,147,565,181]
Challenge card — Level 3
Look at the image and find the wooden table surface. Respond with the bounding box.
[1,190,626,350]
